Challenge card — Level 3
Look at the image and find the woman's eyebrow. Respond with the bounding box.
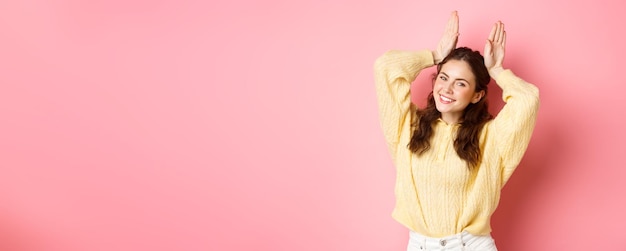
[440,71,469,82]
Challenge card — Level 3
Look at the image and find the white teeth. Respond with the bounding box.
[440,95,453,102]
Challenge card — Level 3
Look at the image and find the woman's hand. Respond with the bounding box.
[484,21,506,77]
[433,11,459,65]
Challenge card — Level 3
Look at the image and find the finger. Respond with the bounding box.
[502,31,506,47]
[487,23,496,42]
[494,21,503,44]
[447,11,458,34]
[498,22,505,44]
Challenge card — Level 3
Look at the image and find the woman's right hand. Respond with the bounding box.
[433,11,459,65]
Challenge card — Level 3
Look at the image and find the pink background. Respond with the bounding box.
[1,0,624,250]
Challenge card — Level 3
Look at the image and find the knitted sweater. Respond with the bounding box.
[374,50,539,237]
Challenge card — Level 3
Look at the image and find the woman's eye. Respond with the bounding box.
[439,76,447,81]
[456,82,466,87]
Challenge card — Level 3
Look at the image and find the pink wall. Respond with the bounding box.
[1,0,624,250]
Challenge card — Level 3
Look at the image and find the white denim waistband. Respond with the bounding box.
[407,231,496,251]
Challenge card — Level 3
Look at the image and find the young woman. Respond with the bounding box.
[374,11,539,251]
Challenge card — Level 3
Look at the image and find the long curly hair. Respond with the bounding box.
[407,47,493,168]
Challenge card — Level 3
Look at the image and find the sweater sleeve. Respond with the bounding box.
[373,50,434,156]
[490,70,540,184]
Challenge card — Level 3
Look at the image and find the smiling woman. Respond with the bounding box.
[411,47,493,168]
[374,11,539,251]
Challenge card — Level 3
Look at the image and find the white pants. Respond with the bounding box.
[407,231,497,251]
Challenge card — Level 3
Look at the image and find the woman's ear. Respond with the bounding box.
[472,90,485,104]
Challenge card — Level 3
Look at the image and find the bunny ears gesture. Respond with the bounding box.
[434,11,507,77]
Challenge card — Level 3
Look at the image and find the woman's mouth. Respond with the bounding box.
[439,94,455,104]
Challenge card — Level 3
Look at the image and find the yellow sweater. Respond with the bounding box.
[374,50,539,237]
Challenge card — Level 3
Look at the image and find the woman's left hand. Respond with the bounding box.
[484,21,506,77]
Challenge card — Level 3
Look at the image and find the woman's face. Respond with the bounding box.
[433,59,484,124]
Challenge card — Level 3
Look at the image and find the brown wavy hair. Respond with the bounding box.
[408,47,493,168]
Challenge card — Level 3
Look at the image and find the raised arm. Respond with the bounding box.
[483,21,540,183]
[374,50,432,151]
